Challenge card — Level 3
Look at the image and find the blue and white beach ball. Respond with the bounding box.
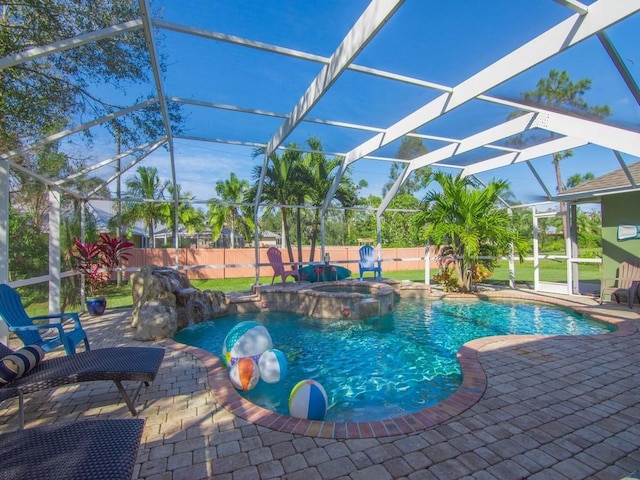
[289,379,328,421]
[258,348,288,384]
[229,357,260,392]
[222,321,273,367]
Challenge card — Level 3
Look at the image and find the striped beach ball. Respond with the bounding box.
[222,321,273,367]
[258,348,288,384]
[229,357,260,391]
[288,379,328,421]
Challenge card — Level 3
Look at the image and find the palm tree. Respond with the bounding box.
[517,70,610,237]
[300,137,358,261]
[565,172,595,189]
[415,172,527,292]
[121,166,169,246]
[208,173,254,248]
[249,148,303,263]
[163,184,206,243]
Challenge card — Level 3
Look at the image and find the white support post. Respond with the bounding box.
[570,203,579,295]
[376,215,382,273]
[509,242,516,289]
[0,159,9,344]
[532,206,540,291]
[508,208,515,289]
[320,214,326,261]
[48,189,61,315]
[565,225,573,295]
[424,243,431,286]
[80,201,86,310]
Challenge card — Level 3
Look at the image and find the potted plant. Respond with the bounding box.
[69,233,135,315]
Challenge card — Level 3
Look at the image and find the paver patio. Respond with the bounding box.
[1,287,639,479]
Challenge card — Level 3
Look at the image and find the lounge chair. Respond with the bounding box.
[358,245,382,280]
[0,284,90,355]
[0,419,144,480]
[0,342,164,429]
[267,247,299,285]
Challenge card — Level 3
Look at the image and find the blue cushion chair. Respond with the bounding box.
[358,245,382,280]
[0,284,90,355]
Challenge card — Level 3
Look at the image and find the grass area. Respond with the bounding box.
[23,259,602,317]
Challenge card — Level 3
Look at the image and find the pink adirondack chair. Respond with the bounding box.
[267,247,299,285]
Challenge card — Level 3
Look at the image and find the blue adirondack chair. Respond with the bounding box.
[0,284,90,355]
[358,245,382,280]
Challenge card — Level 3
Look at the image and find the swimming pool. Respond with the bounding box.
[174,298,613,422]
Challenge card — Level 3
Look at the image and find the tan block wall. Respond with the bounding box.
[124,246,438,280]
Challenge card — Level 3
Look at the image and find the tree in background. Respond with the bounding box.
[564,172,601,251]
[348,195,380,246]
[516,70,610,236]
[250,138,361,260]
[565,172,596,189]
[8,206,48,281]
[2,1,179,301]
[376,134,431,248]
[120,166,169,245]
[208,173,254,249]
[382,134,431,197]
[249,148,305,264]
[162,184,206,245]
[382,194,423,247]
[415,172,527,292]
[0,0,181,154]
[298,137,359,261]
[577,210,602,250]
[7,135,108,305]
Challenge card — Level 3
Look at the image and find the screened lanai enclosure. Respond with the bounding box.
[1,1,640,321]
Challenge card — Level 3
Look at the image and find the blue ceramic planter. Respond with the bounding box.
[86,297,107,316]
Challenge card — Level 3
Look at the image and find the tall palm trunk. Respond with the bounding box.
[230,213,235,249]
[281,208,295,264]
[308,210,321,262]
[147,217,155,248]
[553,153,569,241]
[295,206,303,264]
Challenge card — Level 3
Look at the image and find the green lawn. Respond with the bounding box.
[23,259,602,317]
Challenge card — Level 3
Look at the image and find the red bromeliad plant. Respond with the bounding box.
[70,233,135,297]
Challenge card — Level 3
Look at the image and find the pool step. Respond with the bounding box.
[359,298,380,319]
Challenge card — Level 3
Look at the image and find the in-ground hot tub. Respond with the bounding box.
[255,280,396,319]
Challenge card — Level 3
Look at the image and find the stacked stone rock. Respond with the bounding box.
[130,266,228,340]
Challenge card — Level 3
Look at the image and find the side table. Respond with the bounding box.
[628,280,640,309]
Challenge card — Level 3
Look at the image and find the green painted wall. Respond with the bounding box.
[601,191,640,280]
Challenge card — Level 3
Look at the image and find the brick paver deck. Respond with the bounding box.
[1,287,639,479]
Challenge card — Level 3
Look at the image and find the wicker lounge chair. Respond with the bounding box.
[0,342,164,429]
[0,419,144,480]
[0,284,90,355]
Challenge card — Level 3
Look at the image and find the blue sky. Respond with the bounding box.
[80,1,639,207]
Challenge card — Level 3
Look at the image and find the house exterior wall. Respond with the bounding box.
[601,191,640,281]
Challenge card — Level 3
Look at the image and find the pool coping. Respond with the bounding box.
[162,288,637,439]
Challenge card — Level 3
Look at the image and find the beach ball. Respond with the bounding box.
[229,357,260,391]
[222,321,273,367]
[258,348,288,384]
[289,379,328,421]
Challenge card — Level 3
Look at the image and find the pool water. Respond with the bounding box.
[174,298,613,422]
